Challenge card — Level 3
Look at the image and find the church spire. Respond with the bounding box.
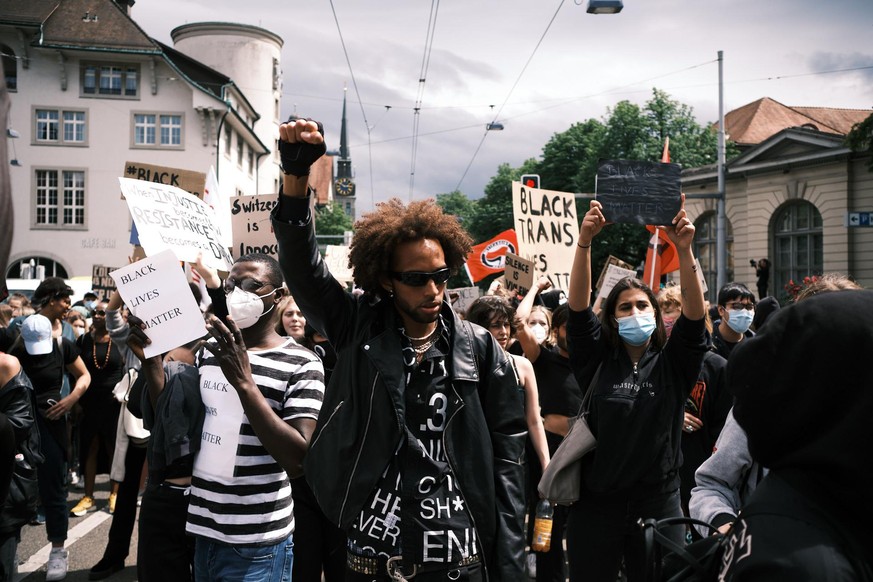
[339,87,350,162]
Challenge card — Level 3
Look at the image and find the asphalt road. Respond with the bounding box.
[15,475,140,582]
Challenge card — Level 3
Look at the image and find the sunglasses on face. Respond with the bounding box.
[93,310,106,316]
[391,268,451,287]
[223,277,267,294]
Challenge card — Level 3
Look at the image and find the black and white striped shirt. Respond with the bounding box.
[187,338,324,545]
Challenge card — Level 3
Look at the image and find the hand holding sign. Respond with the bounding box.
[657,193,695,251]
[595,159,682,226]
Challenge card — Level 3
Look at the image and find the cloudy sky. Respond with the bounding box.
[132,0,873,212]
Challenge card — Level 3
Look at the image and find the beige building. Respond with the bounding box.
[1,0,286,279]
[683,97,872,302]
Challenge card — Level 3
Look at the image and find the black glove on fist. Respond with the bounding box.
[279,120,326,177]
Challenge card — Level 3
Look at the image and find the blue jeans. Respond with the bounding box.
[194,535,293,582]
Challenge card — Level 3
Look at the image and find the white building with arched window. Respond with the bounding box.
[683,97,872,303]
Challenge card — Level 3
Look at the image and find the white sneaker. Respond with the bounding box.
[46,548,68,581]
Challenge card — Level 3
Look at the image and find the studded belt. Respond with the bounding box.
[346,551,480,578]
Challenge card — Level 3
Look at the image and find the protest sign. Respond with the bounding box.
[325,245,353,284]
[503,252,535,298]
[229,194,278,259]
[596,263,638,301]
[119,177,233,271]
[512,182,578,291]
[595,159,681,226]
[122,161,206,199]
[91,265,119,300]
[110,249,206,358]
[449,286,480,316]
[594,255,636,294]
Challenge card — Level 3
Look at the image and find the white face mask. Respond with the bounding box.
[530,323,548,343]
[226,287,276,329]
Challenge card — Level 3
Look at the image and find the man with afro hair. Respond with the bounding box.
[272,118,527,581]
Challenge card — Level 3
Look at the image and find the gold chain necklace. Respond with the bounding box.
[92,335,112,370]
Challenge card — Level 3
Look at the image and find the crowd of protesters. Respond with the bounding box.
[0,115,870,582]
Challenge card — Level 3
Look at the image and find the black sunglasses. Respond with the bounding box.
[93,310,106,316]
[391,268,451,287]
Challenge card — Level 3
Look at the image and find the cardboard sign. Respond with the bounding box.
[110,250,206,358]
[511,182,578,291]
[229,194,278,259]
[325,245,353,284]
[91,265,119,299]
[503,252,535,298]
[596,264,638,301]
[595,159,681,226]
[122,161,206,199]
[448,286,481,316]
[119,178,234,271]
[594,255,636,294]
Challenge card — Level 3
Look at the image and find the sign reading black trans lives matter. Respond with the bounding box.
[119,177,233,271]
[595,159,681,226]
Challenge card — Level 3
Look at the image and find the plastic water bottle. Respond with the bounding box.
[531,499,553,552]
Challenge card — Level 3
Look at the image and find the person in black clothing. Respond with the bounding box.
[514,278,581,582]
[749,258,770,300]
[273,118,527,582]
[9,314,90,581]
[70,301,124,518]
[0,353,42,582]
[711,283,756,360]
[657,285,731,528]
[721,290,873,580]
[564,197,707,582]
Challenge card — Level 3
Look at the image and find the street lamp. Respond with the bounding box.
[587,0,623,14]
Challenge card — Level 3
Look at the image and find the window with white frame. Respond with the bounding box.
[34,108,87,145]
[81,63,139,98]
[34,169,86,228]
[133,113,183,148]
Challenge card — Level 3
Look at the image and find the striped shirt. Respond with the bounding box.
[186,338,324,545]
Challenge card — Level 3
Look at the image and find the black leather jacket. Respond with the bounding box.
[272,205,528,581]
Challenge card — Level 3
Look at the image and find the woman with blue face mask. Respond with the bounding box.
[562,196,709,582]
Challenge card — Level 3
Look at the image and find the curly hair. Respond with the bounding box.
[348,198,473,298]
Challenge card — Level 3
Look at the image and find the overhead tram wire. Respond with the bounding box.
[329,0,376,208]
[455,0,568,193]
[345,60,873,149]
[410,0,441,200]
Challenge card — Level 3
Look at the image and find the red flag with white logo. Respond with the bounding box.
[464,229,518,284]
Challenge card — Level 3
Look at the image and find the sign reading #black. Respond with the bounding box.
[595,159,681,226]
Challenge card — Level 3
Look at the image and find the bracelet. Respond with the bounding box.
[577,242,591,249]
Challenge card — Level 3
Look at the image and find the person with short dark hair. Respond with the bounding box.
[272,118,527,581]
[750,258,770,300]
[130,252,324,582]
[712,283,756,360]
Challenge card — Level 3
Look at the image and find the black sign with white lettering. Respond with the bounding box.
[595,159,682,226]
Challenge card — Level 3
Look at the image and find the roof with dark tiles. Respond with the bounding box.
[37,0,159,53]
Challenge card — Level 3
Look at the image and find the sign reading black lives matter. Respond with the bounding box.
[119,177,233,271]
[595,159,682,226]
[110,250,207,358]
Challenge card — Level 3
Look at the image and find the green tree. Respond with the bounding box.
[435,190,476,226]
[314,202,354,236]
[464,159,538,242]
[538,119,606,194]
[846,111,873,170]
